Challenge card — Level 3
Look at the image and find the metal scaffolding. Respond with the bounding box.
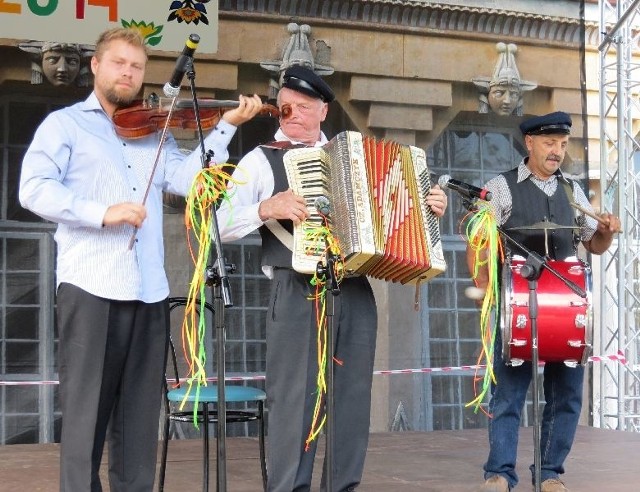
[596,0,640,431]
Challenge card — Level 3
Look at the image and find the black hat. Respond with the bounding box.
[520,111,572,135]
[281,65,335,103]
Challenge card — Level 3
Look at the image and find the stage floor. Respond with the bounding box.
[1,426,638,491]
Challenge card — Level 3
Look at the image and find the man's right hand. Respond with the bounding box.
[102,202,147,228]
[258,189,309,225]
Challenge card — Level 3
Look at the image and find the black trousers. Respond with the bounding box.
[56,283,169,492]
[266,269,378,492]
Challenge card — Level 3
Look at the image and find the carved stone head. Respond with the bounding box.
[260,23,334,102]
[19,40,95,87]
[472,43,536,116]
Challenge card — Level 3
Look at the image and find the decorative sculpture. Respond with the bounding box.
[260,23,334,101]
[472,43,536,116]
[18,41,95,87]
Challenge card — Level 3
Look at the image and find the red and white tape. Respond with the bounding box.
[0,351,627,386]
[374,350,627,376]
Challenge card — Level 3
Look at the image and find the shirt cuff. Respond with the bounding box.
[85,202,109,228]
[208,119,236,147]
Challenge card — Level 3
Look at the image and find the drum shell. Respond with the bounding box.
[500,257,593,366]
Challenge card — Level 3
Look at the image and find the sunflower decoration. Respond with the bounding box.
[168,0,210,25]
[121,19,164,46]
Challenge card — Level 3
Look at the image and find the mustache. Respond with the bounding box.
[547,154,562,162]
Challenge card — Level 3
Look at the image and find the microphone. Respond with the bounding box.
[163,34,200,98]
[314,195,331,216]
[437,174,492,201]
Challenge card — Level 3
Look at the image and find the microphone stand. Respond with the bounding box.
[462,198,586,492]
[184,59,233,492]
[316,246,341,492]
[516,251,544,492]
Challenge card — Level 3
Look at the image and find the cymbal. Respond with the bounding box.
[509,221,579,231]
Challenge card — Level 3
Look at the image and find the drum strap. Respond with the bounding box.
[557,173,575,204]
[557,175,581,246]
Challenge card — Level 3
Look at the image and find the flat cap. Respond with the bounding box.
[520,111,572,135]
[281,65,335,103]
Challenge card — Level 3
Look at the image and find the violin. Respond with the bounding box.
[113,94,280,139]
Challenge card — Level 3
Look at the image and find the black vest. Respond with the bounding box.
[257,145,297,268]
[502,168,578,260]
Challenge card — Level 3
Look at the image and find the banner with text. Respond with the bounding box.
[0,0,219,53]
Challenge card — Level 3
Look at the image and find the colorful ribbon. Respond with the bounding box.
[301,216,345,450]
[179,164,243,423]
[462,202,503,413]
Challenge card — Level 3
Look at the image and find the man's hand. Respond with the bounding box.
[222,94,264,126]
[585,212,621,255]
[103,202,147,228]
[596,212,621,234]
[258,189,309,226]
[427,185,448,217]
[466,244,490,307]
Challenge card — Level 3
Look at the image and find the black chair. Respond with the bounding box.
[158,297,267,491]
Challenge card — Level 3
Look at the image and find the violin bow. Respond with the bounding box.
[127,96,179,250]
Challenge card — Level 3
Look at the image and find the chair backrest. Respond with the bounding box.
[164,296,215,395]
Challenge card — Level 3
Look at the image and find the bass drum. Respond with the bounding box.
[500,256,593,366]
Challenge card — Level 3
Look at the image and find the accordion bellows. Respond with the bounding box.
[283,131,446,285]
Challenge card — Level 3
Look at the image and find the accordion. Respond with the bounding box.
[283,131,446,285]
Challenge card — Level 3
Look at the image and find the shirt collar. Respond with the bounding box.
[81,92,105,112]
[517,158,565,184]
[274,127,328,147]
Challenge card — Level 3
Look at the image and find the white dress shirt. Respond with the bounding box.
[20,92,237,302]
[216,128,328,241]
[216,128,328,277]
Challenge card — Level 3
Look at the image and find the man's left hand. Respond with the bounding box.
[427,185,447,217]
[222,94,264,126]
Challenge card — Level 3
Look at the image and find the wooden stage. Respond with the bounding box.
[0,426,637,491]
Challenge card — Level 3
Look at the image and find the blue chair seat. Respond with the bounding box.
[168,384,267,404]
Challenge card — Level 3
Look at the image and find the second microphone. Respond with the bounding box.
[163,33,200,98]
[437,175,492,201]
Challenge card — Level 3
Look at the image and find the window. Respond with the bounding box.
[0,97,65,444]
[423,112,527,430]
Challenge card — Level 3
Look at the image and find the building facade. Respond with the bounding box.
[0,0,637,445]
